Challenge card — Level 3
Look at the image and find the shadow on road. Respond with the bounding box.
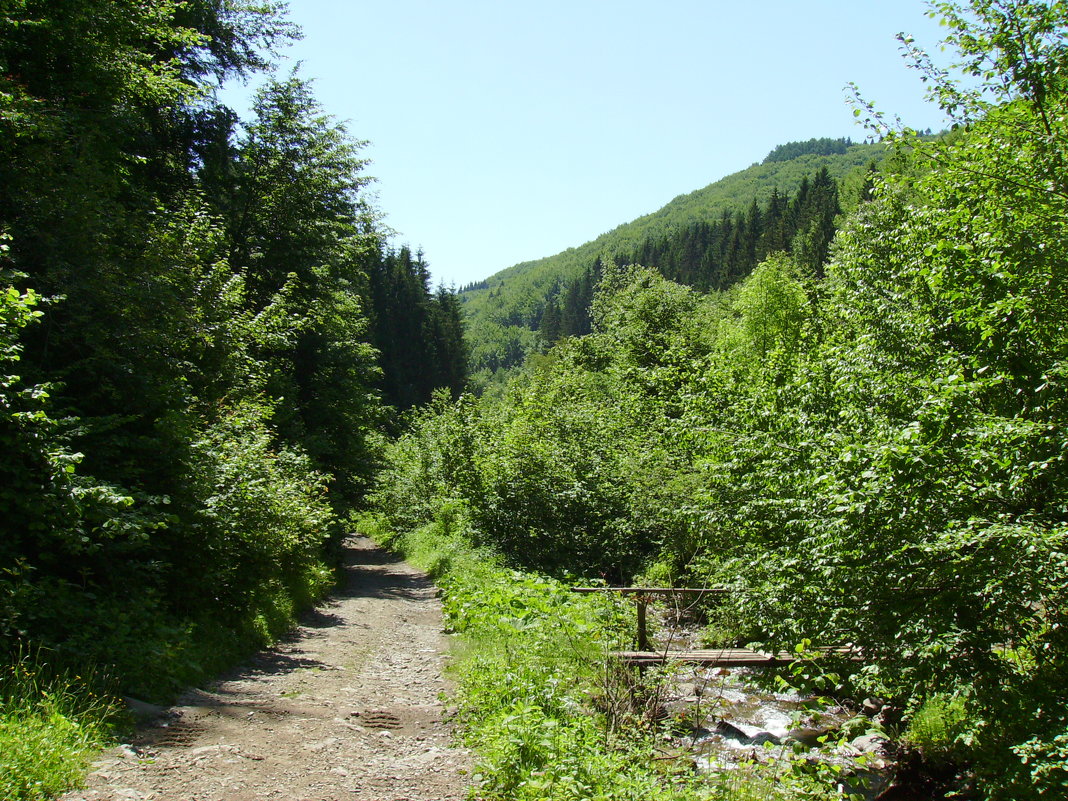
[131,535,437,745]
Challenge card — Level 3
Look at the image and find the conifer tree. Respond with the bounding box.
[539,296,563,344]
[367,247,468,410]
[223,74,382,502]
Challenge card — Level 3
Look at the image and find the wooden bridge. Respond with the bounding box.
[612,646,861,667]
[572,587,861,667]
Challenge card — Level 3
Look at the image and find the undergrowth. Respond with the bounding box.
[0,653,118,801]
[359,506,836,801]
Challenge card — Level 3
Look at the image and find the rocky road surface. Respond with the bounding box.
[63,537,472,801]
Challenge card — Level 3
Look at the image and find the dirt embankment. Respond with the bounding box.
[64,537,472,801]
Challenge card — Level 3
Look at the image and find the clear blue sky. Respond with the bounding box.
[225,1,952,288]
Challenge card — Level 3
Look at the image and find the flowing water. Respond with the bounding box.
[637,606,892,797]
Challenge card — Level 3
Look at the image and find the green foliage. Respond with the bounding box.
[176,401,335,620]
[374,328,688,579]
[222,72,385,504]
[0,256,147,647]
[724,253,808,365]
[0,653,117,801]
[903,694,969,767]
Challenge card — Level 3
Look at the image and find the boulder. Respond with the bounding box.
[123,696,167,723]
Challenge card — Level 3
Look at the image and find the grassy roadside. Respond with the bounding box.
[0,654,118,801]
[358,508,830,801]
[0,554,337,800]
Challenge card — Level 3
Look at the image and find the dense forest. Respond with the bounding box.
[367,2,1068,799]
[0,0,464,719]
[763,137,860,163]
[534,163,847,346]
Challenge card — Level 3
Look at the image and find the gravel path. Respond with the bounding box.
[63,537,472,801]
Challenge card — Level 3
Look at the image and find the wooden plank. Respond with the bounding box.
[614,649,794,667]
[571,587,730,595]
[613,647,862,667]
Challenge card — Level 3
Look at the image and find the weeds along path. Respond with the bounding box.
[63,536,472,801]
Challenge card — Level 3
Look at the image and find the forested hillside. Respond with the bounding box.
[369,2,1068,798]
[461,139,884,382]
[0,0,463,745]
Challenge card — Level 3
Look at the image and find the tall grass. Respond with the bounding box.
[0,652,118,801]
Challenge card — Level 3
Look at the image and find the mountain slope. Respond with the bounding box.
[462,139,884,378]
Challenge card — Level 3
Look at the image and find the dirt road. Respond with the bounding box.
[64,537,472,801]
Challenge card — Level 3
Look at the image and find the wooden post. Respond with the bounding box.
[635,596,649,651]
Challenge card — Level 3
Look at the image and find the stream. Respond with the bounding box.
[656,663,890,796]
[636,605,894,798]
